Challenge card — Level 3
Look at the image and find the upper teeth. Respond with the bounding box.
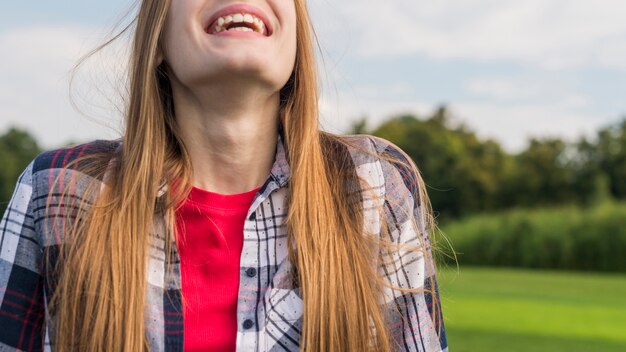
[211,13,266,34]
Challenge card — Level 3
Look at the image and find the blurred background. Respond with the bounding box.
[1,1,625,350]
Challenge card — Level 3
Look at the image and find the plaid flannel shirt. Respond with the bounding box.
[0,135,448,351]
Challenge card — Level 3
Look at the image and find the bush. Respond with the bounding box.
[440,201,626,272]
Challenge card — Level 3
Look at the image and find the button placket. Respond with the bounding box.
[246,267,257,277]
[243,319,254,329]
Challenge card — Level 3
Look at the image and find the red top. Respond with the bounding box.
[175,186,259,352]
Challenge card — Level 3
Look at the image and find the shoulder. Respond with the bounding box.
[26,140,120,238]
[337,134,422,206]
[336,134,416,170]
[32,139,120,174]
[29,139,121,202]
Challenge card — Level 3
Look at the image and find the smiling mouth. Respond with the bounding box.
[207,13,268,36]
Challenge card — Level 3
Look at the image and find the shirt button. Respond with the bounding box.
[243,319,254,329]
[248,212,256,221]
[246,267,257,277]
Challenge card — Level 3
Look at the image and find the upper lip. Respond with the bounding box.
[205,3,273,36]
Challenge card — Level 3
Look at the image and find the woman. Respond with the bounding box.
[0,0,447,351]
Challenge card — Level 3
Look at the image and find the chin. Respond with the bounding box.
[208,54,292,88]
[220,52,269,73]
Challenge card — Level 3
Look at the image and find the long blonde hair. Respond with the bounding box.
[49,0,443,350]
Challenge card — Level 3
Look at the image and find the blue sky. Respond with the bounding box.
[2,0,626,151]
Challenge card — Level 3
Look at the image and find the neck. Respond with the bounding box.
[173,80,280,195]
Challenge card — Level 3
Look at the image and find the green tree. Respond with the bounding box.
[0,128,41,214]
[349,117,369,135]
[595,118,626,199]
[571,137,611,205]
[371,106,512,219]
[511,138,575,206]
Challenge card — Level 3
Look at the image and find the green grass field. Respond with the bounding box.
[438,266,626,351]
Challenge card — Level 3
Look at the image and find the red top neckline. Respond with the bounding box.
[185,186,260,210]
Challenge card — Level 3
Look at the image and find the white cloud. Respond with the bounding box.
[310,0,625,151]
[0,26,127,147]
[452,102,609,151]
[319,82,431,134]
[464,76,589,108]
[311,0,626,70]
[321,84,611,152]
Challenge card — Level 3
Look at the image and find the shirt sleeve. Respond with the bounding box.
[0,162,46,351]
[373,138,448,352]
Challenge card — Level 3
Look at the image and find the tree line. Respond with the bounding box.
[1,109,625,219]
[0,128,41,215]
[354,106,626,220]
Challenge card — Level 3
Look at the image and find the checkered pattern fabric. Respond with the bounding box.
[0,135,447,351]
